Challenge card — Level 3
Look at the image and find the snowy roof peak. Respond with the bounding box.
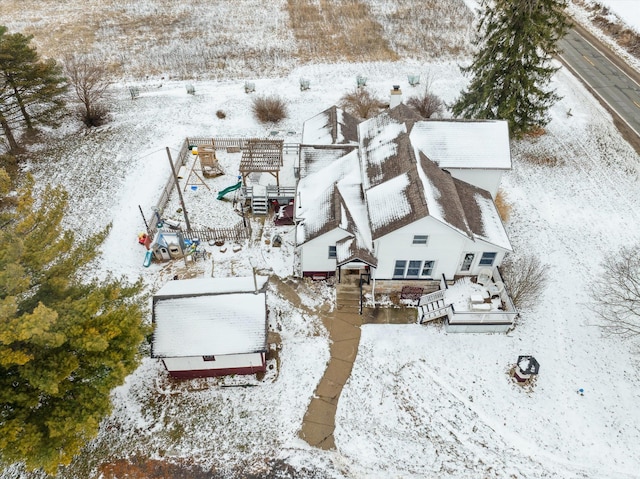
[301,105,359,146]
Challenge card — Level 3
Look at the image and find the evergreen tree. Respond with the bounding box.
[0,172,148,474]
[0,26,67,151]
[451,0,570,136]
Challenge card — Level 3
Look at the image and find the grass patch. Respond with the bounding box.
[495,190,512,222]
[286,0,399,62]
[3,0,475,80]
[521,152,561,167]
[587,2,640,58]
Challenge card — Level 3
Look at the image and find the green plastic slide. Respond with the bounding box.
[217,181,242,200]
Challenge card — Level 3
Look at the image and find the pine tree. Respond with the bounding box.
[0,172,148,474]
[451,0,570,137]
[0,26,67,151]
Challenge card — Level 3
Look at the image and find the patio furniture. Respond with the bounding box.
[476,267,493,286]
[486,281,504,298]
[470,293,485,304]
[471,302,492,312]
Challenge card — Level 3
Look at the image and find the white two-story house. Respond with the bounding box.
[295,104,512,282]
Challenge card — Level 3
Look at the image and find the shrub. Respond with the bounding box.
[339,87,383,120]
[78,103,111,127]
[495,190,512,222]
[499,254,549,311]
[251,95,288,123]
[406,89,444,118]
[216,109,226,119]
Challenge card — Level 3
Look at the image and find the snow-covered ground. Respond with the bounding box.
[2,1,640,474]
[2,54,638,478]
[597,0,640,31]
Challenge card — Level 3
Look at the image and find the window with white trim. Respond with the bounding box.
[393,260,436,278]
[393,260,407,278]
[421,260,435,277]
[412,235,429,245]
[328,246,337,259]
[407,260,421,277]
[479,252,497,267]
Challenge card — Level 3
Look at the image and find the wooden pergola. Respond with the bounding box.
[239,139,283,186]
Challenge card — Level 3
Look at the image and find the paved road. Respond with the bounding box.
[558,28,640,139]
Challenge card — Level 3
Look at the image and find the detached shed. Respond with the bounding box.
[152,276,268,379]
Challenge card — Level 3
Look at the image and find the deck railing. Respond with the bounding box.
[447,308,517,325]
[417,271,518,328]
[266,185,296,199]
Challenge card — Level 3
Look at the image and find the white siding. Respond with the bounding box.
[163,353,264,372]
[374,218,512,280]
[457,237,510,276]
[373,217,467,280]
[299,228,351,273]
[447,168,504,198]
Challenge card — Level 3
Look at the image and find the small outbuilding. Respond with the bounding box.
[150,230,185,261]
[514,355,540,383]
[151,276,269,379]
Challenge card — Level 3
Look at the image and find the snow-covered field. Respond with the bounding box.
[597,0,640,31]
[2,2,640,478]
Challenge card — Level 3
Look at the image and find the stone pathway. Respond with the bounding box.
[299,282,362,449]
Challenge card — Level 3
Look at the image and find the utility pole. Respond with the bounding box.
[166,147,191,231]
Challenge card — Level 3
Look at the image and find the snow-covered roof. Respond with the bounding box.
[152,292,267,357]
[295,149,361,244]
[154,276,268,298]
[358,111,408,191]
[301,106,359,145]
[335,235,377,267]
[298,105,511,247]
[298,146,356,179]
[454,179,512,251]
[410,120,511,170]
[366,173,412,233]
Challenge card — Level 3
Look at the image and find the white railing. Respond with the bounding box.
[418,289,445,305]
[422,272,518,327]
[448,309,517,325]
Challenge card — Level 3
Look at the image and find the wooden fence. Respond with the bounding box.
[145,138,251,242]
[208,137,265,149]
[181,223,250,243]
[144,136,300,241]
[196,137,300,154]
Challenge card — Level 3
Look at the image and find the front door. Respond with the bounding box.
[460,253,475,273]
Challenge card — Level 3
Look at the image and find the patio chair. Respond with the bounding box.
[487,281,504,298]
[476,267,493,286]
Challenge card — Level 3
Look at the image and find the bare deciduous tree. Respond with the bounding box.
[64,54,111,127]
[339,87,383,120]
[499,254,549,310]
[591,245,640,338]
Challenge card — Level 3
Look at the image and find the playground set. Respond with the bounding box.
[139,136,297,268]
